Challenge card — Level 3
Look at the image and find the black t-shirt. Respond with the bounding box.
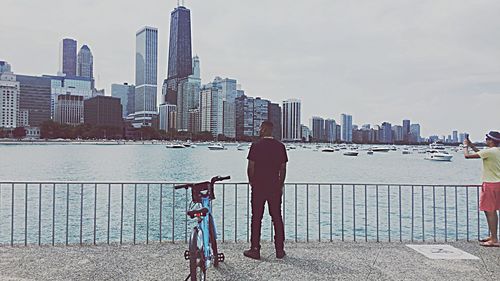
[247,138,288,188]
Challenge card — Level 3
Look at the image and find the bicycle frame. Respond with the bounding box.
[197,195,216,267]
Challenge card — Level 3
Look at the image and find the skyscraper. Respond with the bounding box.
[111,83,135,118]
[212,77,238,138]
[410,124,421,143]
[60,38,77,76]
[402,119,410,142]
[0,62,20,129]
[268,103,282,140]
[381,122,393,143]
[341,114,353,142]
[325,119,337,143]
[311,116,325,142]
[77,45,93,80]
[164,5,193,105]
[176,56,201,131]
[135,26,158,126]
[282,99,301,141]
[200,83,223,137]
[17,75,52,127]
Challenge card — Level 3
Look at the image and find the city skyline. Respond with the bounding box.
[1,0,499,139]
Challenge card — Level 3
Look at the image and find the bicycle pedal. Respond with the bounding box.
[184,250,190,260]
[217,253,225,262]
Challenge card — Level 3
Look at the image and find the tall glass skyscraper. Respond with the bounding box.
[164,5,193,105]
[135,26,158,126]
[341,113,353,142]
[60,38,77,76]
[77,45,93,80]
[282,99,301,141]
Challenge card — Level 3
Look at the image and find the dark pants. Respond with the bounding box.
[250,187,285,251]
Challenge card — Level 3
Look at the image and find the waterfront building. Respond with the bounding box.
[392,125,404,142]
[452,130,458,143]
[282,99,301,141]
[325,119,336,143]
[163,5,193,105]
[16,75,51,127]
[176,56,201,131]
[60,38,77,76]
[402,119,410,142]
[341,113,353,142]
[268,103,282,140]
[301,125,311,142]
[381,122,393,143]
[43,75,93,119]
[0,62,20,129]
[54,94,84,125]
[188,108,201,133]
[211,77,238,138]
[84,96,122,127]
[200,83,223,137]
[335,124,341,142]
[135,26,158,127]
[310,116,325,142]
[111,83,135,118]
[235,95,269,139]
[159,103,177,131]
[459,133,466,144]
[77,45,93,82]
[410,123,421,143]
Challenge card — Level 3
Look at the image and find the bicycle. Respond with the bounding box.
[174,175,231,281]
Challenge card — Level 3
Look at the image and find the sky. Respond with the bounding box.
[1,0,499,140]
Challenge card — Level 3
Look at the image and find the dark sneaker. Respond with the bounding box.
[276,250,286,259]
[243,248,261,260]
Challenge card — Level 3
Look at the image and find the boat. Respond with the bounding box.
[166,143,185,149]
[390,145,397,151]
[425,150,453,161]
[321,147,335,152]
[402,147,411,154]
[343,150,359,156]
[428,142,446,151]
[208,143,226,150]
[367,149,374,155]
[371,146,390,152]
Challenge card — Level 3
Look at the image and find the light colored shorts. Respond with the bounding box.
[479,182,500,211]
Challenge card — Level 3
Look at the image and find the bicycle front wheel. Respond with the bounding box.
[189,227,206,281]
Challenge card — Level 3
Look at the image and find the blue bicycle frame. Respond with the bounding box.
[199,195,216,266]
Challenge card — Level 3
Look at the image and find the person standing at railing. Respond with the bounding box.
[244,120,288,260]
[464,130,500,247]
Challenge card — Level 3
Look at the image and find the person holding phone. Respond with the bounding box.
[464,131,500,247]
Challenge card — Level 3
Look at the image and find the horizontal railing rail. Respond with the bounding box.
[0,182,485,247]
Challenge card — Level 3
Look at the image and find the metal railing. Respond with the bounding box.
[0,182,486,246]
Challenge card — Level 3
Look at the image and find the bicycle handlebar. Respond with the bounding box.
[174,176,231,190]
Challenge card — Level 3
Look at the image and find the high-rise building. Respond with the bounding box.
[54,94,84,125]
[325,119,336,143]
[301,125,311,142]
[164,5,193,105]
[176,56,201,131]
[452,130,458,143]
[43,75,93,119]
[135,26,158,126]
[381,122,392,143]
[111,83,135,118]
[159,103,177,131]
[310,116,325,142]
[341,113,353,142]
[335,124,341,142]
[209,77,238,138]
[188,108,201,133]
[200,83,223,137]
[77,45,94,81]
[392,125,403,142]
[235,96,269,139]
[268,103,282,140]
[282,99,301,141]
[60,38,77,76]
[16,75,51,127]
[0,62,20,129]
[84,96,123,127]
[402,119,410,142]
[410,124,421,143]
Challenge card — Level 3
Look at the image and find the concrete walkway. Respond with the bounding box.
[0,242,499,280]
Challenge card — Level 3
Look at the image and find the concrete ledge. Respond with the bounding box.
[1,242,499,280]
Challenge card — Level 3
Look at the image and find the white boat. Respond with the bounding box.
[367,150,374,155]
[425,150,453,161]
[428,142,445,151]
[166,143,185,149]
[371,146,390,152]
[343,150,359,156]
[321,147,335,152]
[208,143,226,150]
[402,148,411,154]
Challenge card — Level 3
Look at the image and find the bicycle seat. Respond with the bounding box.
[187,208,209,219]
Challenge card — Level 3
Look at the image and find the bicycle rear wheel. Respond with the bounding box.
[209,215,219,267]
[189,227,206,281]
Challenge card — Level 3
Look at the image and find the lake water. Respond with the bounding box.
[0,143,482,184]
[0,143,488,245]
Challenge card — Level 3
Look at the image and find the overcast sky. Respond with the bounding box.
[1,0,499,140]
